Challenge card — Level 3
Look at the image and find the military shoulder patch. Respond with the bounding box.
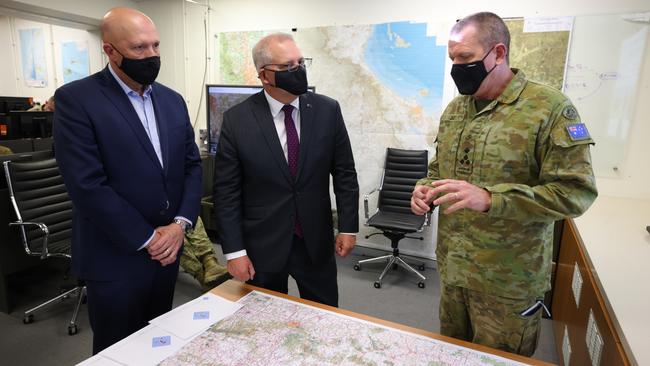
[562,106,579,120]
[566,123,590,140]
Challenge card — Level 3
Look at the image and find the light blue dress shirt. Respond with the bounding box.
[108,64,163,167]
[108,64,190,250]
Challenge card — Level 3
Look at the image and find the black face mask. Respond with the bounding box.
[111,44,161,86]
[450,46,497,95]
[271,66,308,95]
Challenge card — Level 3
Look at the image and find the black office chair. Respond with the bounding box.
[354,148,432,289]
[3,157,85,335]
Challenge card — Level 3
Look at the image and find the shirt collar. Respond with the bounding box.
[264,90,300,118]
[496,68,527,105]
[108,63,152,97]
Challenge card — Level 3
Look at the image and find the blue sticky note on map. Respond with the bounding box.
[193,311,210,320]
[566,123,590,140]
[152,335,171,348]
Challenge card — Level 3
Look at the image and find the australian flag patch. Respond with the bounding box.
[566,123,590,141]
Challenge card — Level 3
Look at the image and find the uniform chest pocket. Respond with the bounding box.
[479,127,535,184]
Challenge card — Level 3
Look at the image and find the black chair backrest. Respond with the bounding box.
[4,158,73,254]
[377,148,428,214]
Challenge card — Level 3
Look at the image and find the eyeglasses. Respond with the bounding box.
[262,58,312,72]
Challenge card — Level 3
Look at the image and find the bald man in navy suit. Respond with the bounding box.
[54,7,201,353]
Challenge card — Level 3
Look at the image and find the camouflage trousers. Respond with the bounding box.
[180,216,228,284]
[0,145,13,155]
[439,282,542,357]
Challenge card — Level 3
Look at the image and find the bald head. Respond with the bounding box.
[101,7,161,91]
[101,7,156,44]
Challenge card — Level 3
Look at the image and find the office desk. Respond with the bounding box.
[553,196,650,365]
[211,281,550,366]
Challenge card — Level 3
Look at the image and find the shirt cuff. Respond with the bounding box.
[339,232,357,236]
[138,230,157,250]
[174,216,193,228]
[224,249,247,261]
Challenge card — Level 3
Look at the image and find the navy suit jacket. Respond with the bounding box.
[213,91,359,272]
[53,67,202,281]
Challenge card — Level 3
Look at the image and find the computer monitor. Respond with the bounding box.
[0,96,33,114]
[205,84,315,154]
[6,111,54,139]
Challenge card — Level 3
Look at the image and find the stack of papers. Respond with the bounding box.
[149,292,242,339]
[84,292,242,366]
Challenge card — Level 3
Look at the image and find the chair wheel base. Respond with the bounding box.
[23,314,34,324]
[68,324,78,335]
[418,282,425,289]
[353,264,361,271]
[373,281,381,289]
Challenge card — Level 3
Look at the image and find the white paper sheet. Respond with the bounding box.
[523,16,573,33]
[149,292,242,339]
[76,354,123,366]
[99,324,188,366]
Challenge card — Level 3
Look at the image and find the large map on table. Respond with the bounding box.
[161,291,525,366]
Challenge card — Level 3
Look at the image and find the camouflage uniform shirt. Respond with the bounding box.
[418,69,598,299]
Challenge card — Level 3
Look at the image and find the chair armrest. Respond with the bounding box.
[9,221,50,258]
[364,188,380,219]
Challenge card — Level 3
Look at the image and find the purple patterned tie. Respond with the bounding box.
[282,104,303,237]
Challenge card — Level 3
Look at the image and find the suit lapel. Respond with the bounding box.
[296,93,313,181]
[251,92,293,184]
[99,68,163,172]
[151,88,169,176]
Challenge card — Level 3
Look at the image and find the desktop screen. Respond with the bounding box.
[0,96,33,114]
[6,111,54,139]
[205,84,315,154]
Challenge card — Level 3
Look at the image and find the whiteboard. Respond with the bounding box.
[564,13,649,178]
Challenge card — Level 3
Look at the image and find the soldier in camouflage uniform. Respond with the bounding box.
[411,12,597,356]
[180,216,231,291]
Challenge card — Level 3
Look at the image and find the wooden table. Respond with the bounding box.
[211,280,552,366]
[553,196,650,366]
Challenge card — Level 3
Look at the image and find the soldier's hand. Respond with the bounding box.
[335,233,356,257]
[430,179,491,214]
[227,255,256,282]
[411,184,436,215]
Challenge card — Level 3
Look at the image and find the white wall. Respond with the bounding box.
[0,13,103,104]
[2,0,137,21]
[0,16,19,94]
